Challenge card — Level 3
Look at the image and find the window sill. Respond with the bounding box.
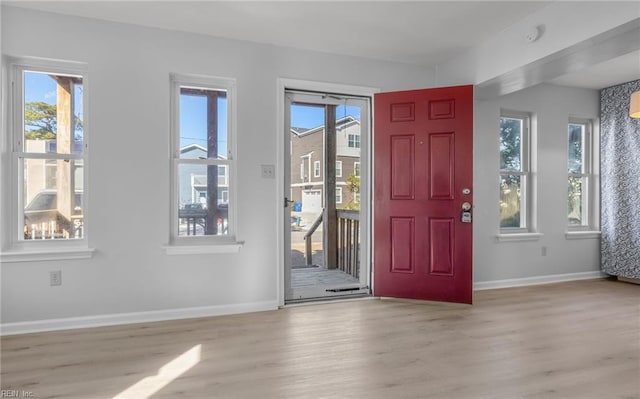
[495,232,543,242]
[163,242,244,255]
[565,231,601,240]
[0,247,95,263]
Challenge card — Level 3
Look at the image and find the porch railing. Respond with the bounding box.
[302,209,360,278]
[337,209,360,279]
[304,213,324,266]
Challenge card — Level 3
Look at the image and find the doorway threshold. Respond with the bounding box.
[283,293,375,307]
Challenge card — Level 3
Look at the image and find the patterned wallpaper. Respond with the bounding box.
[601,80,640,279]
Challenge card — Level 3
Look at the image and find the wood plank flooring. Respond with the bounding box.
[1,279,638,399]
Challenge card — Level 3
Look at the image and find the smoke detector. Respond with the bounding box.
[525,26,542,43]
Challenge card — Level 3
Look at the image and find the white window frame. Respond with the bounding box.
[498,110,536,237]
[313,160,320,178]
[336,160,342,178]
[167,73,241,254]
[567,118,596,232]
[336,187,343,204]
[354,161,361,177]
[1,57,94,262]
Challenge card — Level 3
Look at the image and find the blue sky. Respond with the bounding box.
[179,94,227,154]
[291,104,361,129]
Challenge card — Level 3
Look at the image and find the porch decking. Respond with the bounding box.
[291,266,360,288]
[291,230,360,289]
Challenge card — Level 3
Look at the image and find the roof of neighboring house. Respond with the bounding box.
[180,144,207,154]
[290,115,360,138]
[180,144,227,160]
[291,127,310,134]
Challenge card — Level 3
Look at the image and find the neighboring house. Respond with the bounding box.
[179,144,229,208]
[290,116,361,213]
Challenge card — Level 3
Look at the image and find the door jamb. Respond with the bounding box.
[276,78,379,306]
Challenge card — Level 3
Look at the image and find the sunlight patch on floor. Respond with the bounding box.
[112,344,201,399]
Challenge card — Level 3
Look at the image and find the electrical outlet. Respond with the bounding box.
[50,270,62,286]
[261,164,275,179]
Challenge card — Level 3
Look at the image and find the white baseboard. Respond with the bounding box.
[1,272,608,336]
[474,271,607,291]
[0,300,279,336]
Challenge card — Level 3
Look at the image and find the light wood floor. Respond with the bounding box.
[1,279,638,399]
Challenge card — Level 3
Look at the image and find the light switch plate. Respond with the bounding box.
[261,164,275,179]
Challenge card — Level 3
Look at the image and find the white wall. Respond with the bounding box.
[473,83,601,284]
[0,6,435,326]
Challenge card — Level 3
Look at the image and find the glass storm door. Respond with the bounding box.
[284,90,370,302]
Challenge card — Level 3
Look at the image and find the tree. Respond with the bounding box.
[344,173,360,210]
[500,118,521,171]
[24,101,83,140]
[499,118,522,227]
[24,102,57,140]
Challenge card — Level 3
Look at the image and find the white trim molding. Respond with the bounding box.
[495,232,543,242]
[0,247,95,263]
[163,242,244,255]
[474,271,607,291]
[565,230,601,240]
[1,299,278,336]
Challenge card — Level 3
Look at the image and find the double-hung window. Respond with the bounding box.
[5,59,90,259]
[567,118,593,229]
[169,74,238,249]
[348,132,360,148]
[313,160,320,178]
[499,111,532,232]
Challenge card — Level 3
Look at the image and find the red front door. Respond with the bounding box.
[373,85,473,304]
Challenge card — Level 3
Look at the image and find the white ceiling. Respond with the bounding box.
[6,1,639,89]
[6,1,550,66]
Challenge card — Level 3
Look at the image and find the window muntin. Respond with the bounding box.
[336,161,342,178]
[336,187,343,204]
[568,119,592,228]
[15,67,86,242]
[171,75,235,241]
[499,112,531,231]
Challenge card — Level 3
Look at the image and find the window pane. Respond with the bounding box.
[179,87,227,159]
[568,176,585,225]
[23,158,84,240]
[177,163,229,237]
[500,117,522,171]
[568,124,584,174]
[499,174,522,228]
[23,71,83,155]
